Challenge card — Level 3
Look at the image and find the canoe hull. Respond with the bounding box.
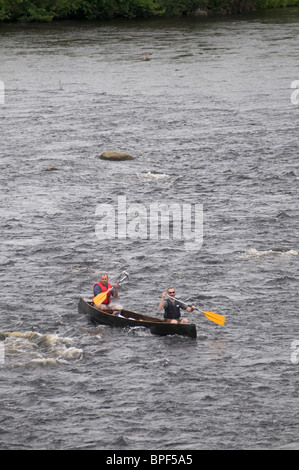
[78,297,197,339]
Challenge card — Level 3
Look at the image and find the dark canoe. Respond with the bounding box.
[78,297,197,339]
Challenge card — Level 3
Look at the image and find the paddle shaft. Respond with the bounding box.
[116,272,129,286]
[105,272,130,292]
[165,294,194,309]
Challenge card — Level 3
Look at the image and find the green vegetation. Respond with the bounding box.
[0,0,298,22]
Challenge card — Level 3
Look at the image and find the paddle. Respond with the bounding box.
[197,309,225,326]
[93,289,112,306]
[166,295,225,326]
[93,271,129,306]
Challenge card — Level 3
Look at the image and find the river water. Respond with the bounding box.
[0,8,298,451]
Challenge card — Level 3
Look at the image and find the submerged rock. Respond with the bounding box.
[99,151,135,161]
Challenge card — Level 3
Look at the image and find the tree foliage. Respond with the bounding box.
[0,0,298,21]
[0,0,81,21]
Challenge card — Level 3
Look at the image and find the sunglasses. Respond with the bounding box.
[168,291,175,294]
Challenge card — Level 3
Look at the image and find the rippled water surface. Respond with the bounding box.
[0,9,298,450]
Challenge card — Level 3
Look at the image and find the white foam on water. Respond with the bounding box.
[136,171,170,180]
[1,331,83,367]
[244,248,298,258]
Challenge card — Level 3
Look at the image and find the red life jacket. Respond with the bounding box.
[93,282,112,304]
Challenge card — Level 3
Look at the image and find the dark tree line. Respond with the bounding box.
[0,0,298,21]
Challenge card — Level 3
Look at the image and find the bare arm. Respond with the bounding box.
[158,292,167,310]
[112,283,118,298]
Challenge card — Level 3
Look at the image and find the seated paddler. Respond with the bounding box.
[93,273,123,315]
[158,287,195,324]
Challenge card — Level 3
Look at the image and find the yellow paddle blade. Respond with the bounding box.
[202,311,225,326]
[93,290,109,306]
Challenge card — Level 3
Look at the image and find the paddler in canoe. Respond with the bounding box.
[93,273,123,315]
[158,287,196,324]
